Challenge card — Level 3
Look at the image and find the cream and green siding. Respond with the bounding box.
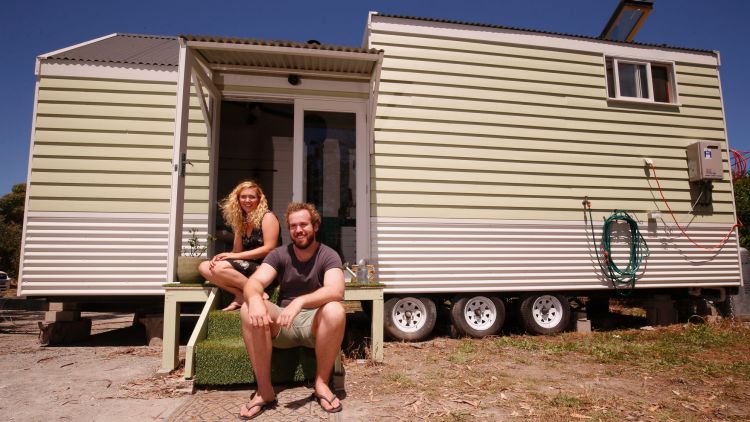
[20,58,210,296]
[366,14,739,294]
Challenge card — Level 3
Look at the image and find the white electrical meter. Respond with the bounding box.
[686,141,723,182]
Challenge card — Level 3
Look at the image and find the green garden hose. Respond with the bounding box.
[585,201,650,295]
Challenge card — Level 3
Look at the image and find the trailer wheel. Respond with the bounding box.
[519,293,570,335]
[450,295,505,338]
[384,296,436,341]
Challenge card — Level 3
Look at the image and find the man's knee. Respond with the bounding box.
[319,301,346,325]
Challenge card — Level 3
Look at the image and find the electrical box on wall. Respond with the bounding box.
[686,141,723,182]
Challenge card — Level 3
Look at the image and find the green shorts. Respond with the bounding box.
[270,303,318,349]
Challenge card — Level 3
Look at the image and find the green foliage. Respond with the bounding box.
[182,228,208,257]
[0,183,25,278]
[734,177,750,249]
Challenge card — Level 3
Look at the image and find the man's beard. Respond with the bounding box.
[293,233,315,249]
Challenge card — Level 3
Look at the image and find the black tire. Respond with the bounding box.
[519,293,571,335]
[450,295,505,338]
[384,296,437,341]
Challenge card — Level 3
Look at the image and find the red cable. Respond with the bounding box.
[649,164,740,250]
[730,148,750,181]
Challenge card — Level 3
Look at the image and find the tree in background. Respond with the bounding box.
[0,184,26,278]
[734,177,750,250]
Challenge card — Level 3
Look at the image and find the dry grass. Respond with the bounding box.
[344,321,750,421]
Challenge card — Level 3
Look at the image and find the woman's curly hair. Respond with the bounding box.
[220,181,269,234]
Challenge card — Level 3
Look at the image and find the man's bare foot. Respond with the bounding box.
[313,383,342,413]
[238,393,277,420]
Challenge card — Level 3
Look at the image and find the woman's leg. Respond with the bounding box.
[198,260,248,311]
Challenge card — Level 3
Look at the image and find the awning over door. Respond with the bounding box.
[166,35,383,282]
[182,35,381,80]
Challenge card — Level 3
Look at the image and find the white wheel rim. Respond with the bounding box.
[391,298,428,333]
[531,295,564,328]
[463,296,497,331]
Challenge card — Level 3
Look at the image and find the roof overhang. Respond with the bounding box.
[180,35,382,81]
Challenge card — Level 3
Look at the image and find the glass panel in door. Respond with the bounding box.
[303,111,357,264]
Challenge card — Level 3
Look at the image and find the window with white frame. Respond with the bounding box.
[605,57,677,104]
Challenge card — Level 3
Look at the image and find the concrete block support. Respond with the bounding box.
[573,311,592,333]
[38,319,91,346]
[138,315,164,346]
[45,311,80,322]
[644,295,678,326]
[47,302,79,312]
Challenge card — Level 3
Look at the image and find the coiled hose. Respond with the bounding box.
[585,203,650,295]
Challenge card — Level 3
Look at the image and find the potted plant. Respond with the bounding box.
[176,228,208,283]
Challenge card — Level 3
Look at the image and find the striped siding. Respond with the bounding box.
[372,219,741,294]
[29,75,209,215]
[369,27,732,224]
[20,212,208,296]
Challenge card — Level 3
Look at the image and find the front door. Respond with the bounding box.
[293,99,368,265]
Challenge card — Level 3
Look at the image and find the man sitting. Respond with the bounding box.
[238,202,346,419]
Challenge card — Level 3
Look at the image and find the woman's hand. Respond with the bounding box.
[209,252,233,268]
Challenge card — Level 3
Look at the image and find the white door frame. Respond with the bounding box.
[293,98,370,262]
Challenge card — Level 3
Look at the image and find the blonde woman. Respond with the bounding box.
[199,181,281,311]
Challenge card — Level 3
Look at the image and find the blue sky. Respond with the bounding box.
[1,0,748,195]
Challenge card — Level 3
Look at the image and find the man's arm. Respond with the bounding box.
[276,268,345,328]
[243,263,278,327]
[243,263,277,299]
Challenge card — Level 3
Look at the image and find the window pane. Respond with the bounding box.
[617,62,648,99]
[303,111,356,263]
[617,62,637,97]
[651,66,671,103]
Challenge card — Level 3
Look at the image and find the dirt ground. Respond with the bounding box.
[1,306,749,421]
[0,310,192,421]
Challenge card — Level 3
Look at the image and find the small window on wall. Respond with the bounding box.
[605,57,677,104]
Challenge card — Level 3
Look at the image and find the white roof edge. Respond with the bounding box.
[38,33,120,59]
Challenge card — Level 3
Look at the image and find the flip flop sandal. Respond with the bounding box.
[238,398,277,420]
[311,393,343,413]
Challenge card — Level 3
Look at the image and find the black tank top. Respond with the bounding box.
[240,211,281,262]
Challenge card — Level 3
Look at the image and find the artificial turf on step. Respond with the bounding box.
[194,310,318,386]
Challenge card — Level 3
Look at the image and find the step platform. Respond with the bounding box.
[194,310,325,386]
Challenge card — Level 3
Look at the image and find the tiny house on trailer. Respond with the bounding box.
[19,12,740,341]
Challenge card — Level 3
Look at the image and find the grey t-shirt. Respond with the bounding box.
[263,243,342,307]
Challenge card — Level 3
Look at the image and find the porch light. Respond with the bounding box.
[600,0,654,42]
